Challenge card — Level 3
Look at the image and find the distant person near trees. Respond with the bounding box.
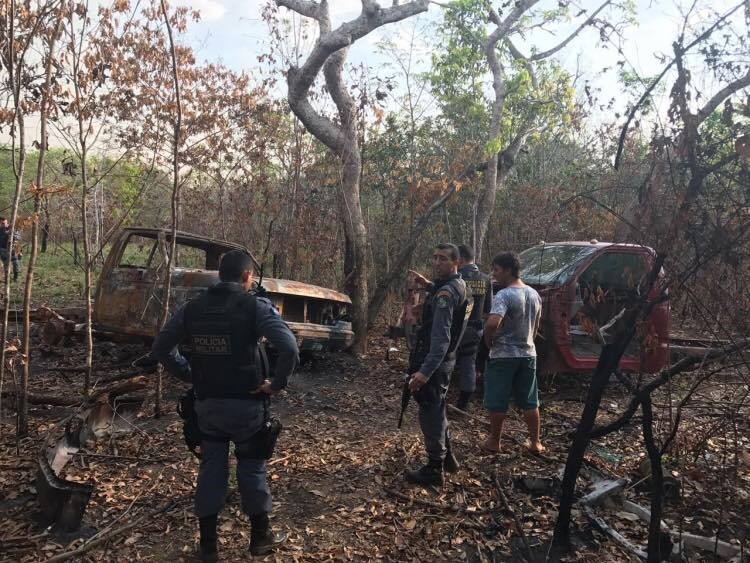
[482,252,544,454]
[0,217,21,282]
[455,244,492,411]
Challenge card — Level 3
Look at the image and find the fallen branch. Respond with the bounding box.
[0,532,49,549]
[96,368,152,385]
[680,532,741,560]
[384,488,491,514]
[268,454,294,466]
[75,452,175,464]
[583,505,647,560]
[0,307,84,323]
[2,376,148,407]
[41,494,190,563]
[0,462,34,470]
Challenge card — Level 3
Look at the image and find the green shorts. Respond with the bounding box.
[483,357,539,413]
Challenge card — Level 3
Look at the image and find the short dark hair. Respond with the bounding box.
[435,242,459,262]
[492,252,521,278]
[219,250,254,282]
[457,244,474,262]
[0,217,5,222]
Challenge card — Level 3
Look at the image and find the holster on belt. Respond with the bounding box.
[236,398,282,460]
[177,388,203,458]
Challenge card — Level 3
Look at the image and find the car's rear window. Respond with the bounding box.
[519,245,597,286]
[118,234,208,270]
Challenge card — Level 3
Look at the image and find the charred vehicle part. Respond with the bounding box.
[93,228,354,361]
[519,241,669,377]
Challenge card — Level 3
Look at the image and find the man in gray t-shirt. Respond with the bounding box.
[482,252,544,454]
[489,285,541,358]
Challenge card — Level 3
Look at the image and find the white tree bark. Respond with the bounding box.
[276,0,429,354]
[472,0,611,262]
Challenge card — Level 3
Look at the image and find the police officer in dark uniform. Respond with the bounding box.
[152,250,299,562]
[405,243,471,487]
[455,244,492,411]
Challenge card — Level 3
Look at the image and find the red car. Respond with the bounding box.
[518,241,669,376]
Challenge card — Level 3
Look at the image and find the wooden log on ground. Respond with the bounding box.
[2,376,148,407]
[0,306,85,323]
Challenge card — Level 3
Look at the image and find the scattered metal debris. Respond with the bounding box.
[36,392,145,533]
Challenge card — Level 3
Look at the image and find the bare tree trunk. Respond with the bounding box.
[19,22,60,437]
[471,0,610,262]
[79,156,93,398]
[472,21,505,263]
[321,46,369,353]
[276,0,429,355]
[0,0,28,439]
[553,257,664,551]
[551,335,634,551]
[156,0,183,417]
[69,40,94,398]
[641,395,668,562]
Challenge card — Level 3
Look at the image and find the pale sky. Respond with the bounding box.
[125,0,749,140]
[3,0,745,149]
[179,0,689,111]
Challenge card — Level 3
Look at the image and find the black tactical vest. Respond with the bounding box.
[183,283,261,399]
[459,264,491,328]
[410,275,473,372]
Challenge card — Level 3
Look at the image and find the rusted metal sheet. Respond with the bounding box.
[36,417,94,533]
[262,278,350,303]
[93,228,354,351]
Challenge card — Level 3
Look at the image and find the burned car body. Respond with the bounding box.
[93,228,354,352]
[520,241,669,376]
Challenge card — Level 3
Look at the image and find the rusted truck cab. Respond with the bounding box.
[93,228,354,352]
[519,241,669,376]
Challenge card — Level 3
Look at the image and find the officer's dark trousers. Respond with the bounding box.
[457,325,482,393]
[414,364,453,462]
[194,398,272,518]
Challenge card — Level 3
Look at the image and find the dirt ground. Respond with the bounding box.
[1,330,749,562]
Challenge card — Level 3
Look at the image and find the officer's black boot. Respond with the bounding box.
[405,459,444,487]
[198,514,218,563]
[444,435,460,473]
[456,391,472,412]
[249,512,287,556]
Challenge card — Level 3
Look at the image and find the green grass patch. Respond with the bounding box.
[5,242,105,308]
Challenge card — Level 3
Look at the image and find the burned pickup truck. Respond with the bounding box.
[519,241,669,377]
[93,228,354,353]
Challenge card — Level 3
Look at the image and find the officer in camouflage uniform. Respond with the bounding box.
[406,243,472,487]
[455,244,492,411]
[152,250,299,562]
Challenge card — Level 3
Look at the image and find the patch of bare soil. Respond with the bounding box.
[1,331,749,562]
